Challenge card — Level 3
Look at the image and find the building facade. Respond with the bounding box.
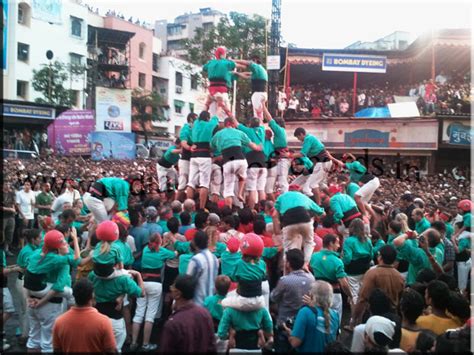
[345,31,415,51]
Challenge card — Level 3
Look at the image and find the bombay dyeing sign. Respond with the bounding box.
[322,53,387,73]
[344,129,389,148]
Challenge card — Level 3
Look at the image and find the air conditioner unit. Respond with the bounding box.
[175,86,182,94]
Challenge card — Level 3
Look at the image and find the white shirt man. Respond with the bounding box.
[435,72,447,85]
[358,93,366,106]
[288,98,299,110]
[16,183,36,222]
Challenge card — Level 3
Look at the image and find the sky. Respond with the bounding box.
[91,0,472,49]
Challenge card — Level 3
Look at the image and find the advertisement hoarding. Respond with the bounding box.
[322,53,387,73]
[95,87,132,132]
[90,132,136,160]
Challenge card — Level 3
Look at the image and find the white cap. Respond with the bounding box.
[414,198,424,203]
[404,190,411,195]
[365,316,396,346]
[450,196,458,201]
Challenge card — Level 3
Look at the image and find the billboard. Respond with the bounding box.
[322,53,387,73]
[3,103,55,119]
[2,0,7,71]
[32,0,63,24]
[90,132,136,160]
[47,110,95,155]
[96,87,132,132]
[448,123,472,146]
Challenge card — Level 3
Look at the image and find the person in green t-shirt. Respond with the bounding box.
[35,182,55,217]
[156,139,182,198]
[204,275,231,330]
[177,113,197,201]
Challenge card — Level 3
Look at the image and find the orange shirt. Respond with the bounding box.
[53,307,116,353]
[416,313,462,335]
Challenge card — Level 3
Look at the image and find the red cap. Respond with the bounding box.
[241,233,264,257]
[289,184,301,191]
[458,199,472,212]
[217,200,226,210]
[40,216,54,230]
[226,237,240,253]
[43,230,67,251]
[215,46,226,59]
[96,221,119,242]
[328,184,342,196]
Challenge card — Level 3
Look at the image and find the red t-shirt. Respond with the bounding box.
[185,228,198,241]
[237,223,254,234]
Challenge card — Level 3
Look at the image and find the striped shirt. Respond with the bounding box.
[186,249,219,306]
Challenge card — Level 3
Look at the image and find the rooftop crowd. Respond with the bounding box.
[1,47,471,354]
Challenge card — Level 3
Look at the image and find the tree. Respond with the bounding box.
[184,12,269,119]
[132,88,166,145]
[32,60,76,107]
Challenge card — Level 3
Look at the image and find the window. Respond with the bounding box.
[191,74,199,90]
[70,53,82,67]
[138,73,146,88]
[18,3,30,26]
[175,72,183,87]
[167,25,183,36]
[71,90,80,107]
[152,76,159,92]
[17,80,28,98]
[17,42,29,62]
[70,16,83,38]
[152,53,159,71]
[139,43,146,60]
[174,100,184,114]
[189,102,194,113]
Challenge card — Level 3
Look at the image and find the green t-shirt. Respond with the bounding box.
[275,191,325,215]
[445,222,454,240]
[36,191,54,216]
[218,307,273,339]
[203,58,236,81]
[192,116,219,143]
[231,259,266,282]
[249,62,268,82]
[310,249,346,282]
[458,237,471,253]
[88,272,142,303]
[301,134,325,157]
[141,246,176,270]
[346,182,360,199]
[463,212,471,228]
[98,177,130,211]
[211,242,227,259]
[211,127,250,152]
[269,119,287,149]
[114,240,134,267]
[178,254,193,275]
[345,161,367,183]
[179,123,193,144]
[237,124,265,155]
[220,251,242,277]
[329,192,358,224]
[262,246,278,260]
[163,145,180,165]
[373,239,386,254]
[17,243,39,268]
[415,218,431,235]
[204,294,225,321]
[26,249,76,285]
[158,219,170,234]
[342,236,374,266]
[92,242,123,265]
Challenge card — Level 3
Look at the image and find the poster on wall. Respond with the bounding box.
[90,132,136,160]
[47,110,95,155]
[31,0,63,24]
[2,0,8,72]
[96,87,132,132]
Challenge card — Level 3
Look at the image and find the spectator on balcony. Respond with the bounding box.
[287,97,299,119]
[435,70,448,85]
[339,99,350,117]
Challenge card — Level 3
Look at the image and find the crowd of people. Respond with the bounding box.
[1,47,472,354]
[278,71,471,119]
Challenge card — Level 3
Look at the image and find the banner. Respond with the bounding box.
[96,87,132,132]
[322,53,387,73]
[387,102,420,118]
[90,132,136,160]
[3,103,55,119]
[47,110,95,155]
[344,129,389,148]
[32,0,62,24]
[449,124,472,146]
[2,0,7,71]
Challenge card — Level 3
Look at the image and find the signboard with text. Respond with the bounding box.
[344,129,390,148]
[90,132,136,160]
[96,87,132,132]
[322,53,387,73]
[3,103,55,119]
[266,55,280,70]
[449,124,472,146]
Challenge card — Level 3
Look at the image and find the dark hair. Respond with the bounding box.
[253,218,266,235]
[238,208,254,225]
[400,193,414,202]
[73,278,94,306]
[434,327,470,353]
[322,215,334,228]
[399,289,424,324]
[427,280,450,310]
[224,117,234,126]
[193,230,209,250]
[61,209,76,221]
[369,288,392,315]
[437,273,457,291]
[220,206,233,218]
[415,330,437,353]
[174,138,181,145]
[173,275,197,300]
[324,341,351,353]
[55,224,70,236]
[388,221,402,235]
[222,215,237,229]
[199,111,211,121]
[24,229,41,243]
[286,249,305,270]
[416,268,437,284]
[294,127,306,137]
[447,291,470,323]
[180,211,191,226]
[430,221,446,233]
[117,222,128,242]
[167,217,180,234]
[215,275,231,296]
[129,210,143,227]
[187,112,197,123]
[248,117,260,128]
[378,245,397,265]
[194,211,209,229]
[323,234,338,248]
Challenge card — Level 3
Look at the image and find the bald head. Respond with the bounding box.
[184,199,196,212]
[171,200,182,214]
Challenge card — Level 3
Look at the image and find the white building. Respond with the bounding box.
[152,56,206,137]
[155,7,225,56]
[3,0,90,108]
[345,31,415,51]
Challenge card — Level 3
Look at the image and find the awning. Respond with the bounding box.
[174,100,185,108]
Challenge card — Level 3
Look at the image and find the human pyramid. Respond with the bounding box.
[4,45,471,354]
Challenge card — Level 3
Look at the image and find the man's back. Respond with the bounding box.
[160,303,216,353]
[187,249,218,305]
[359,265,404,307]
[53,307,116,353]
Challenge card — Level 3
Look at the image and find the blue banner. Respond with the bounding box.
[345,129,389,148]
[2,0,8,71]
[354,107,391,118]
[323,53,387,73]
[449,124,472,146]
[90,132,136,160]
[3,103,55,119]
